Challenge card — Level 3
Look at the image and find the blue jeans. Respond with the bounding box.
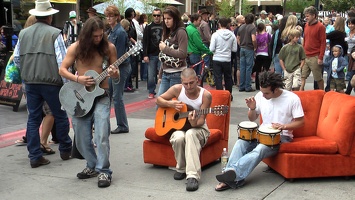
[25,84,71,161]
[72,95,112,176]
[345,70,355,94]
[273,54,283,77]
[147,55,161,94]
[157,71,182,97]
[109,62,131,131]
[225,139,279,181]
[189,53,202,76]
[239,48,254,91]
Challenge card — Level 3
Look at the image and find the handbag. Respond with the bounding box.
[5,59,22,84]
[158,40,182,68]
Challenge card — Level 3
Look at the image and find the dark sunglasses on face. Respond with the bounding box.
[153,14,161,17]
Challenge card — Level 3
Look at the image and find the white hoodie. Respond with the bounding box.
[209,29,238,62]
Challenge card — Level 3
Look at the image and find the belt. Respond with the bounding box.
[163,71,181,75]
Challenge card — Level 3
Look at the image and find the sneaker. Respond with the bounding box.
[98,173,111,188]
[174,172,186,180]
[186,178,199,191]
[30,156,50,168]
[77,167,99,179]
[148,93,155,99]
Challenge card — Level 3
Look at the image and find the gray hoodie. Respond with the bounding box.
[209,29,238,62]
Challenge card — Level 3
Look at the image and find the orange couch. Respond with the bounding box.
[263,90,355,179]
[143,90,231,167]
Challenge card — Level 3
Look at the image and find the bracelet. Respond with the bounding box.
[76,75,79,83]
[249,107,256,111]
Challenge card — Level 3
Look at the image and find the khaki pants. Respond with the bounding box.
[169,124,210,180]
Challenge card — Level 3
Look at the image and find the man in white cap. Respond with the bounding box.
[13,0,72,168]
[256,10,273,34]
[63,11,82,47]
[256,10,272,26]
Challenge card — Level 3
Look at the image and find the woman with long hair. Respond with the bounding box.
[252,23,272,90]
[281,15,302,44]
[269,16,288,75]
[157,6,188,97]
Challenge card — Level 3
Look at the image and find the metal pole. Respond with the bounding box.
[76,0,80,22]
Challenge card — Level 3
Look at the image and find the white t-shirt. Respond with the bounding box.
[254,89,304,138]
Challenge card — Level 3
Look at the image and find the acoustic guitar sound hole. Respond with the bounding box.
[85,85,96,92]
[174,113,179,121]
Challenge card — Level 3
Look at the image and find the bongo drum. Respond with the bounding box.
[257,126,281,147]
[238,121,258,141]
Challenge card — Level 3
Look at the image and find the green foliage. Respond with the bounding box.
[240,0,253,15]
[285,0,313,13]
[215,0,235,18]
[322,0,353,12]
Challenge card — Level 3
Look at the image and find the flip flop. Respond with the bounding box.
[216,170,237,189]
[15,136,27,146]
[215,182,231,191]
[40,144,56,155]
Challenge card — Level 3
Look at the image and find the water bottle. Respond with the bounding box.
[221,148,229,173]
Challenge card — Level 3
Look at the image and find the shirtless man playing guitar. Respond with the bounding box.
[156,68,212,192]
[59,17,118,188]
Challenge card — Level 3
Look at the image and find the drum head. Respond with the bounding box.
[258,125,281,134]
[238,121,258,129]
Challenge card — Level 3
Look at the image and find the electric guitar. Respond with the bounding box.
[59,43,142,117]
[154,104,229,136]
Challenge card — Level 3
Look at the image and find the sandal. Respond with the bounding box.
[15,136,27,146]
[40,144,56,155]
[215,182,231,191]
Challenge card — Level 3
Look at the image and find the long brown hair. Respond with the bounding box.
[162,6,184,41]
[76,17,110,62]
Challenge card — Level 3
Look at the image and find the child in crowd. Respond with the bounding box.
[323,45,348,93]
[278,29,305,91]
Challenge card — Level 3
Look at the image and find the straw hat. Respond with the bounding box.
[29,0,59,16]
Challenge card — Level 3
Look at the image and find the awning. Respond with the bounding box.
[93,0,158,14]
[50,0,76,4]
[147,0,184,6]
[247,0,282,6]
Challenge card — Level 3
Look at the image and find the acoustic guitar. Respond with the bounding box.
[155,104,229,136]
[59,43,142,117]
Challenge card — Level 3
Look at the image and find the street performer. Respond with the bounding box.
[156,68,212,192]
[215,72,304,191]
[59,17,119,188]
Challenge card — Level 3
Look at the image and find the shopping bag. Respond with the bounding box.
[5,59,21,84]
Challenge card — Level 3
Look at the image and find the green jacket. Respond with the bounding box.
[186,23,211,55]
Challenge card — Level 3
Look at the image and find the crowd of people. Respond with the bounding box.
[3,0,355,192]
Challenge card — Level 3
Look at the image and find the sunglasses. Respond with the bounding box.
[231,24,237,26]
[153,14,161,17]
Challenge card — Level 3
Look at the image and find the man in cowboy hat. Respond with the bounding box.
[13,0,72,168]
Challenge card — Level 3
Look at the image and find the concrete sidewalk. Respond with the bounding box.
[1,78,355,199]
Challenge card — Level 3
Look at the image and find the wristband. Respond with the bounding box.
[249,107,256,111]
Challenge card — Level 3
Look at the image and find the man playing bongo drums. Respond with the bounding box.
[215,72,304,191]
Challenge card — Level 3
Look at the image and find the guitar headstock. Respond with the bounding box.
[129,42,143,56]
[212,105,229,116]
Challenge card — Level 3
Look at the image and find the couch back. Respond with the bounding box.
[317,91,355,156]
[293,90,325,138]
[206,90,231,141]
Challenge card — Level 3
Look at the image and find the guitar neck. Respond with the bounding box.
[95,52,131,84]
[179,108,213,119]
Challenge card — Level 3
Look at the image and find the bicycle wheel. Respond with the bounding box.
[204,69,215,87]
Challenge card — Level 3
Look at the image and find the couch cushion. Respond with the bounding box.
[145,127,222,146]
[279,136,338,154]
[317,92,355,156]
[206,90,231,141]
[292,90,324,138]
